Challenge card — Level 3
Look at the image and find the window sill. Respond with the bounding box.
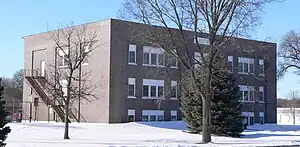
[127,96,137,99]
[170,66,178,69]
[142,64,165,68]
[170,98,178,100]
[241,101,265,103]
[128,63,137,65]
[142,97,165,100]
[259,74,265,76]
[58,65,68,68]
[239,100,254,103]
[238,72,249,75]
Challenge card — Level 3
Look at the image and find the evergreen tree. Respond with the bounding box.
[0,78,11,146]
[181,56,244,137]
[181,91,202,134]
[211,73,244,137]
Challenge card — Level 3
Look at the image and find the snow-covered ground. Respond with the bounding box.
[5,121,300,147]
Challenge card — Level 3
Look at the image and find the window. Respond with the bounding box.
[33,98,39,107]
[248,86,255,101]
[150,86,156,97]
[227,56,233,72]
[259,59,264,75]
[242,112,254,126]
[171,110,177,121]
[150,115,156,121]
[158,53,165,66]
[194,37,210,45]
[58,48,69,67]
[157,115,164,121]
[171,81,178,99]
[168,50,178,68]
[243,91,249,101]
[243,117,248,125]
[238,62,243,73]
[81,42,90,65]
[143,53,150,64]
[158,86,164,97]
[142,110,164,122]
[143,85,149,97]
[250,116,254,125]
[143,46,165,67]
[259,112,264,124]
[128,115,134,122]
[259,86,264,102]
[249,59,254,74]
[128,44,136,64]
[194,52,208,68]
[194,52,201,68]
[150,53,157,65]
[142,79,164,99]
[142,115,148,121]
[60,80,68,97]
[169,56,178,68]
[239,85,254,102]
[243,62,249,73]
[128,109,135,122]
[249,63,254,73]
[238,57,254,74]
[239,91,243,101]
[128,78,136,98]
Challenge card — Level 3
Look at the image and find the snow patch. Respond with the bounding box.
[5,121,300,147]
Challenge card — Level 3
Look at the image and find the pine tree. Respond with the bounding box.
[0,78,11,146]
[211,72,244,137]
[181,90,202,134]
[181,56,244,137]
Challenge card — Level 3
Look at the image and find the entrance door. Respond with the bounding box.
[41,60,46,77]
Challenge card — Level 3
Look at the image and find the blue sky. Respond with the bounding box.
[0,0,297,98]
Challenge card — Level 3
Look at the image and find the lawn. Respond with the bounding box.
[5,121,300,147]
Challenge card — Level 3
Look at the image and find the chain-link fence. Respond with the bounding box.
[4,100,45,123]
[5,99,85,123]
[4,99,22,115]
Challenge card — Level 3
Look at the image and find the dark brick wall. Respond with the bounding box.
[109,19,276,123]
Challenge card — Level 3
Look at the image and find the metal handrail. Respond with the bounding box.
[70,103,87,122]
[25,68,87,123]
[24,69,40,77]
[55,95,87,122]
[25,76,66,122]
[55,93,87,122]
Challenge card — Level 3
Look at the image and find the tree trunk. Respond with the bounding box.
[202,67,212,143]
[64,103,70,139]
[293,115,296,125]
[202,98,211,143]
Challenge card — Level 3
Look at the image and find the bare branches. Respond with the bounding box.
[48,24,99,72]
[120,0,276,143]
[286,90,300,125]
[43,23,101,139]
[278,30,300,79]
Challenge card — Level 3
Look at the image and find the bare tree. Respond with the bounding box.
[278,31,300,125]
[120,0,276,143]
[1,69,23,102]
[12,69,24,91]
[278,30,300,78]
[44,23,101,139]
[286,90,300,125]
